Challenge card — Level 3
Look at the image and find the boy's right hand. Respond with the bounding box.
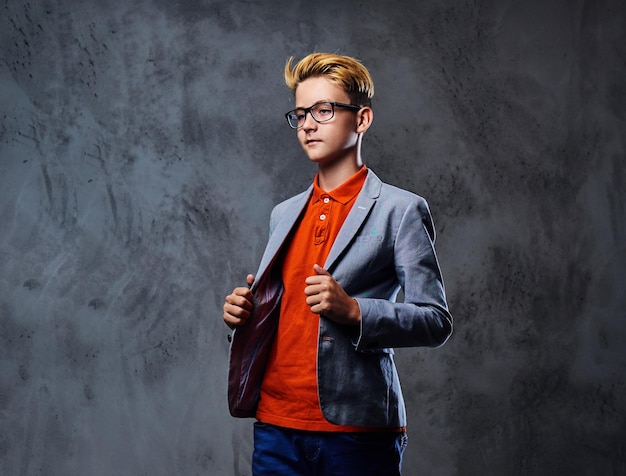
[223,274,255,329]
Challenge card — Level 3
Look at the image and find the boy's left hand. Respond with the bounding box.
[304,264,362,326]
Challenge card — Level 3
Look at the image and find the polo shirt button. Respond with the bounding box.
[323,197,330,203]
[320,214,326,220]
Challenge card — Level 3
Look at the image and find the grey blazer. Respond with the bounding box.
[228,169,452,428]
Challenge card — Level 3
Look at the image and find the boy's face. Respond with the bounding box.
[293,76,362,168]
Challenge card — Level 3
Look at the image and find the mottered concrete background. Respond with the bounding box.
[1,0,624,475]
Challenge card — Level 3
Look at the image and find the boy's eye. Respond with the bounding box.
[314,104,333,116]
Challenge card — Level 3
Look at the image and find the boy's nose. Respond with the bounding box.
[301,112,317,130]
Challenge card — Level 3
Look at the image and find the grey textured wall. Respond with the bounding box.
[1,0,624,475]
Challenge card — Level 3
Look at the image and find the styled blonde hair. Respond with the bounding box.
[284,53,374,107]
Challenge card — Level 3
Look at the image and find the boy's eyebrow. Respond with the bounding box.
[295,98,335,109]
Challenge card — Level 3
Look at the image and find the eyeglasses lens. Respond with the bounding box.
[286,102,335,129]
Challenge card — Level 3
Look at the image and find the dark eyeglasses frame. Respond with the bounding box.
[285,101,362,129]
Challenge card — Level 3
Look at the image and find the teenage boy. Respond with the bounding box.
[223,52,452,475]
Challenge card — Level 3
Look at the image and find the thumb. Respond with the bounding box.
[313,264,330,276]
[246,274,255,287]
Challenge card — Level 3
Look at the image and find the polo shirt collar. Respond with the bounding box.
[312,166,368,205]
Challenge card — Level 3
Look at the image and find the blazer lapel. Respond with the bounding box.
[324,171,382,272]
[252,186,312,291]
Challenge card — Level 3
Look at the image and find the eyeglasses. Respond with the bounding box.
[285,101,362,129]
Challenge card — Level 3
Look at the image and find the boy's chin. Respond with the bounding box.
[306,153,348,168]
[307,156,335,168]
[304,153,326,164]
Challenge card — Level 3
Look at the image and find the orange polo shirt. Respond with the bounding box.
[256,166,371,432]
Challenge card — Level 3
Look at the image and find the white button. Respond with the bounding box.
[323,197,330,203]
[320,214,326,220]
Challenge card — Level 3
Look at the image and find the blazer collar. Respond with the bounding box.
[254,169,383,289]
[324,169,382,271]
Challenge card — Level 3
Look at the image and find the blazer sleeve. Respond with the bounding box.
[354,196,453,350]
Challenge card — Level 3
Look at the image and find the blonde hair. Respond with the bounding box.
[284,53,374,107]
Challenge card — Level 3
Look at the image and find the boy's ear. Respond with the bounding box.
[355,107,373,134]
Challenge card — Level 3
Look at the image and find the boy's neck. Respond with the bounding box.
[316,137,365,191]
[317,156,363,192]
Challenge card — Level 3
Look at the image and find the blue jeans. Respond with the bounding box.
[252,422,408,476]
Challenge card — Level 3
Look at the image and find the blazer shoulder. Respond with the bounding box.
[376,180,435,240]
[379,181,429,209]
[367,169,427,204]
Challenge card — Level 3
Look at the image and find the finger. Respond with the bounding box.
[305,293,322,306]
[226,291,253,311]
[305,272,333,286]
[246,274,255,287]
[306,296,324,314]
[305,275,322,286]
[304,283,319,296]
[223,312,247,328]
[223,301,252,328]
[223,313,244,329]
[304,281,331,296]
[232,286,254,300]
[313,264,331,276]
[223,300,252,318]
